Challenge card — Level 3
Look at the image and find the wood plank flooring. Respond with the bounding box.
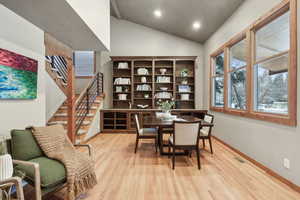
[46,134,300,200]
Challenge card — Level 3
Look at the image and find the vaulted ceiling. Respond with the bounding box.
[111,0,245,43]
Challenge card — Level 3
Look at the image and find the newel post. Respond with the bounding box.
[66,57,76,143]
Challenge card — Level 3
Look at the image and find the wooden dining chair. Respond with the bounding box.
[168,121,202,170]
[199,114,214,154]
[134,114,158,153]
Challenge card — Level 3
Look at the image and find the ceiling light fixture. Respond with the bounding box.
[154,9,162,18]
[193,21,201,30]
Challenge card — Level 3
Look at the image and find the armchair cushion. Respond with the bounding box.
[11,129,43,161]
[15,157,66,188]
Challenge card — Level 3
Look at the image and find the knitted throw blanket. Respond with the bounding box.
[28,125,97,200]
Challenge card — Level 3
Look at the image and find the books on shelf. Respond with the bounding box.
[155,92,172,99]
[156,76,171,83]
[114,78,131,85]
[136,84,151,91]
[117,62,129,69]
[178,85,191,93]
[137,68,149,75]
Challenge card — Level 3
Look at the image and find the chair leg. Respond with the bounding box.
[168,142,171,158]
[209,137,213,154]
[202,138,205,148]
[155,137,158,153]
[196,147,201,170]
[134,137,139,153]
[172,146,175,170]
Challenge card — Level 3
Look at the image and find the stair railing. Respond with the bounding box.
[45,55,68,86]
[75,72,104,135]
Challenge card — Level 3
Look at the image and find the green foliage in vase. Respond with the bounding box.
[157,99,175,111]
[180,68,189,77]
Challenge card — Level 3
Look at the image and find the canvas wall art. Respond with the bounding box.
[0,48,38,99]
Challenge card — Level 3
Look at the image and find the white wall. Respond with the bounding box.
[100,17,204,108]
[203,0,300,186]
[45,73,66,121]
[65,0,110,51]
[0,5,46,136]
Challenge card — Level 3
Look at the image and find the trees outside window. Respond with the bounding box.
[253,11,290,114]
[211,53,224,107]
[228,39,247,110]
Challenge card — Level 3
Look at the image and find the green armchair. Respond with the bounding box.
[8,129,92,200]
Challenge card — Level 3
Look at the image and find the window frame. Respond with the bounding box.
[209,0,297,126]
[210,49,226,112]
[226,33,249,113]
[74,51,96,79]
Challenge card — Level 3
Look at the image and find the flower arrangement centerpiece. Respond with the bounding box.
[157,98,175,113]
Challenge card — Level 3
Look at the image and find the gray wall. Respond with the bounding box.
[0,5,46,136]
[100,17,205,108]
[203,0,300,186]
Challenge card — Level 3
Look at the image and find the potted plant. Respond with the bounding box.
[180,68,189,77]
[0,137,13,181]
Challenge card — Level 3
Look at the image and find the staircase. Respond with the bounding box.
[45,33,104,143]
[48,94,104,143]
[46,54,104,143]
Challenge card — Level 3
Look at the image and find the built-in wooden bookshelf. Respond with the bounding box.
[111,56,196,109]
[112,59,132,108]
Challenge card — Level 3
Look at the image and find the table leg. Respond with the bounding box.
[158,126,164,155]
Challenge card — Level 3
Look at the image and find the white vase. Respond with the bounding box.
[0,154,13,181]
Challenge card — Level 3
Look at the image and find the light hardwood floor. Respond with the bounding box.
[47,134,300,200]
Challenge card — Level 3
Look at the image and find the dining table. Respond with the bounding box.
[143,115,214,156]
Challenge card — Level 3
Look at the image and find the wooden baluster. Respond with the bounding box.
[66,57,75,143]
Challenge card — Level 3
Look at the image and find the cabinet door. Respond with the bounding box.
[102,111,115,130]
[115,112,128,130]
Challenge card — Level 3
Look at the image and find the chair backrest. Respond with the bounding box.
[10,129,43,161]
[201,114,214,136]
[134,114,142,135]
[173,121,201,146]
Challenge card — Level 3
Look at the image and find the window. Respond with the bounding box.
[209,0,297,126]
[211,52,224,108]
[228,38,247,110]
[74,51,95,77]
[253,12,290,114]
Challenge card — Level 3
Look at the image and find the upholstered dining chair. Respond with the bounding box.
[134,114,158,153]
[168,121,202,170]
[199,114,214,154]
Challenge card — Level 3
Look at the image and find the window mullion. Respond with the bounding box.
[247,30,253,113]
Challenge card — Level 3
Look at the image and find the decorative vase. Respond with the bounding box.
[0,154,13,181]
[160,68,167,75]
[162,110,172,119]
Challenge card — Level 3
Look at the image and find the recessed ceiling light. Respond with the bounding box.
[193,21,201,30]
[154,9,162,18]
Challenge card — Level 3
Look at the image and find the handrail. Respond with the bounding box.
[75,72,104,135]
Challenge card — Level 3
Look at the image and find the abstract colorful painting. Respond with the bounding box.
[0,48,38,99]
